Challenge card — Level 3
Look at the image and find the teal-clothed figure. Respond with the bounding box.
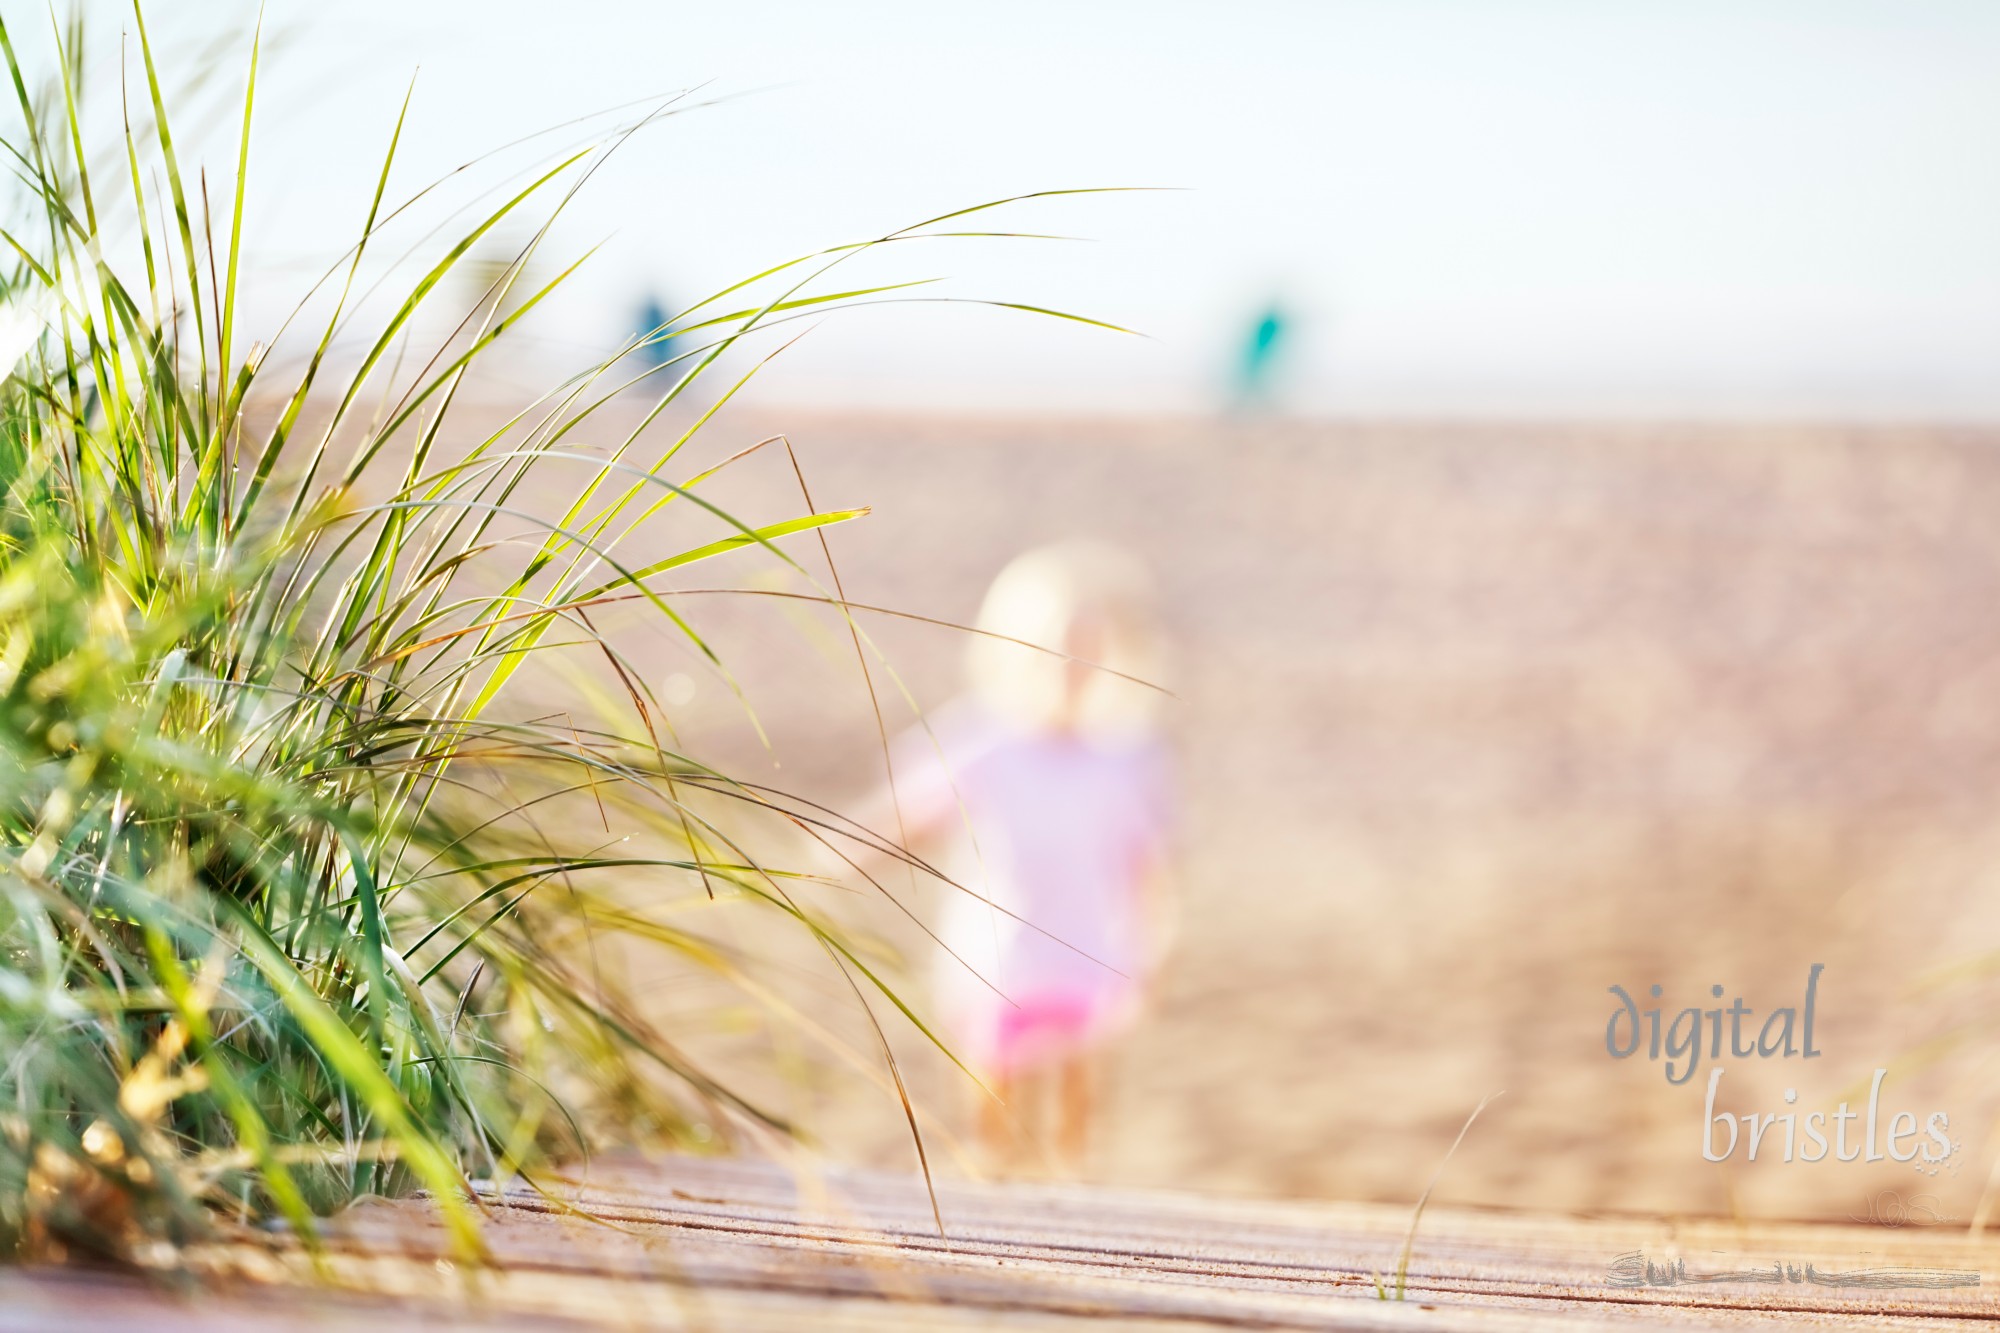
[633,295,674,372]
[1233,303,1289,409]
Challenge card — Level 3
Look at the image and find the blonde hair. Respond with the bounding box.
[966,540,1163,738]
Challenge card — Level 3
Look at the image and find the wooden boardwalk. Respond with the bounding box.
[3,1155,1997,1329]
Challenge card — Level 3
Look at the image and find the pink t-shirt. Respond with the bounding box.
[891,704,1172,1070]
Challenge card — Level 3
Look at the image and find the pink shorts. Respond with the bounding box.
[988,992,1105,1075]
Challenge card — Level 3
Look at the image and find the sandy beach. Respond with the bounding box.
[488,406,2000,1224]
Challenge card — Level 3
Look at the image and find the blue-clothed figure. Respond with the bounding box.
[1233,303,1289,408]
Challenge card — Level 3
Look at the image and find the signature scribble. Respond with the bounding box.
[1851,1190,1953,1228]
[1606,1250,1979,1291]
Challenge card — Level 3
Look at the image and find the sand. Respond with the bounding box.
[462,403,2000,1223]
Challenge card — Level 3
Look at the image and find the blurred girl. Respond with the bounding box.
[885,541,1174,1172]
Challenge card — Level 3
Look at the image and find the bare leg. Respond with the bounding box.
[1055,1054,1097,1174]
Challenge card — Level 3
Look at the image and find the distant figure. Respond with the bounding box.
[1233,301,1289,408]
[631,293,675,373]
[884,542,1175,1172]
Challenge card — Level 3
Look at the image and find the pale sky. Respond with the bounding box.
[43,1,2000,416]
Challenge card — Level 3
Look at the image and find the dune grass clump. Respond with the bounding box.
[0,9,1115,1265]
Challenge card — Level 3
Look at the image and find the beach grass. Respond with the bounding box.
[0,5,1117,1265]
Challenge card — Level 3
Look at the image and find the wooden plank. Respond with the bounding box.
[5,1155,1999,1329]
